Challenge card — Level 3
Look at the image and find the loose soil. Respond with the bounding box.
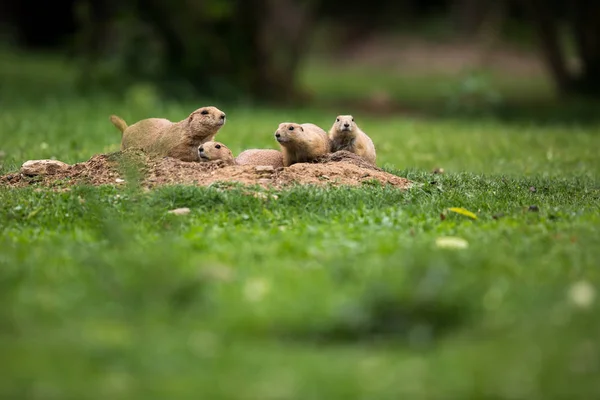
[0,150,412,190]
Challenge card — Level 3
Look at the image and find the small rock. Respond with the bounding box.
[115,178,125,183]
[433,167,445,174]
[168,207,191,215]
[255,165,274,173]
[529,186,536,192]
[21,159,70,176]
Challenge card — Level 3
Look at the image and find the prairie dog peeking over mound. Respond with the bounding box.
[198,142,284,169]
[198,141,235,165]
[328,115,376,165]
[110,106,226,162]
[274,122,330,167]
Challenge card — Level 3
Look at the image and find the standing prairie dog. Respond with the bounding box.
[274,122,330,167]
[328,115,376,165]
[109,106,226,162]
[198,141,284,169]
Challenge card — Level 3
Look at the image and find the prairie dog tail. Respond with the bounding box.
[109,115,128,134]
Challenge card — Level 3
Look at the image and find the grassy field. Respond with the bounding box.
[1,48,600,399]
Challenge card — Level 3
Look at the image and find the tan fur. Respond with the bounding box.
[198,142,284,169]
[109,115,128,134]
[110,106,226,162]
[274,122,330,167]
[328,115,376,165]
[235,149,284,169]
[198,141,235,165]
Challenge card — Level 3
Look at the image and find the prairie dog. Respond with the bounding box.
[110,106,226,162]
[274,122,330,167]
[198,142,284,169]
[328,115,376,165]
[198,141,235,165]
[235,149,284,169]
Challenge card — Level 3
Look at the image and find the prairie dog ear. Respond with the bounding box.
[300,126,304,131]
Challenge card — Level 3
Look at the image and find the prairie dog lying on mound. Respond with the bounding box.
[328,115,376,165]
[274,122,330,167]
[235,149,284,169]
[198,142,284,169]
[110,106,226,162]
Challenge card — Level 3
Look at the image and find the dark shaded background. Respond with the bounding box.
[1,0,599,115]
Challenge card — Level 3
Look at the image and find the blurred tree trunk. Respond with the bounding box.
[452,0,489,35]
[74,0,117,86]
[569,0,600,95]
[106,0,317,102]
[524,0,600,98]
[475,0,508,67]
[134,0,185,79]
[523,0,570,93]
[252,0,317,101]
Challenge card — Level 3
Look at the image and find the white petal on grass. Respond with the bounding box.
[244,278,270,302]
[436,236,469,249]
[568,281,596,309]
[167,207,191,215]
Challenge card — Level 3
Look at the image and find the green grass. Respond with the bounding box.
[1,49,600,399]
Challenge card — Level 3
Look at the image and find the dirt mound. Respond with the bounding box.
[0,150,411,190]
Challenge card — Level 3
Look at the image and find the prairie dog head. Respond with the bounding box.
[274,122,304,145]
[331,115,356,134]
[188,106,227,134]
[198,141,234,163]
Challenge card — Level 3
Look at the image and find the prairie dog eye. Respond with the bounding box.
[215,144,221,149]
[201,110,209,115]
[351,118,354,122]
[289,126,294,131]
[336,118,340,122]
[199,147,204,152]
